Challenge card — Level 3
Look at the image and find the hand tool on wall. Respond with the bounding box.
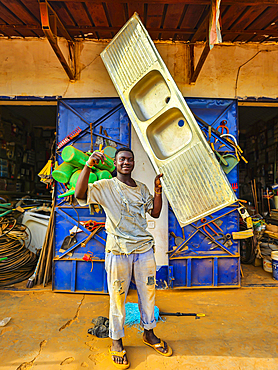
[193,113,234,151]
[168,230,198,257]
[191,223,235,256]
[103,129,117,148]
[170,232,186,247]
[90,122,94,152]
[216,120,229,135]
[82,251,100,272]
[95,126,104,149]
[80,220,105,232]
[208,215,223,232]
[159,311,205,319]
[59,232,77,253]
[209,233,232,249]
[169,206,239,258]
[57,127,82,149]
[56,209,106,259]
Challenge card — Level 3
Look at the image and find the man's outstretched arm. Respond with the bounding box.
[75,151,106,200]
[151,174,163,218]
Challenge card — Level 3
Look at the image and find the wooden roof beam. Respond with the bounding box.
[39,0,76,81]
[46,0,278,5]
[189,41,210,84]
[1,24,277,36]
[189,6,210,84]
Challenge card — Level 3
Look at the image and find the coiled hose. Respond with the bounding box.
[0,218,37,287]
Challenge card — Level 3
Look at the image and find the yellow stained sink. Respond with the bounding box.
[101,13,236,227]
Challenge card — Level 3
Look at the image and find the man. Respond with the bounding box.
[75,147,172,369]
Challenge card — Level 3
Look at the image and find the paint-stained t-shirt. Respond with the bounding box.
[76,177,155,255]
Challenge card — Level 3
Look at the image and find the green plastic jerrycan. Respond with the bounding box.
[93,150,115,172]
[95,170,112,180]
[69,170,97,188]
[62,146,91,168]
[52,162,77,183]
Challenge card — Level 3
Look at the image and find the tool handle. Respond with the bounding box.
[160,312,205,317]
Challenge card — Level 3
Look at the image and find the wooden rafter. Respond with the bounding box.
[189,7,211,84]
[1,24,277,37]
[39,0,76,81]
[0,24,277,37]
[45,0,278,4]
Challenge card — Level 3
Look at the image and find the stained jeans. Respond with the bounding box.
[105,248,156,340]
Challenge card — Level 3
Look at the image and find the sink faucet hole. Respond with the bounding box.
[165,97,170,104]
[178,120,185,127]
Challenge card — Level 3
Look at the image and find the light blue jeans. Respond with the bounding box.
[105,248,156,340]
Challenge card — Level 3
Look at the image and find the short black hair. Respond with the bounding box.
[115,147,134,158]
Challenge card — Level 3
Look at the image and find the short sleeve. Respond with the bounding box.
[76,180,107,207]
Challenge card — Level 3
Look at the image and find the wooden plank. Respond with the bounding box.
[190,6,210,42]
[230,4,268,30]
[181,4,207,29]
[106,2,126,27]
[65,2,92,25]
[20,0,41,22]
[190,42,210,84]
[161,3,186,40]
[0,3,24,24]
[164,3,185,28]
[3,24,278,36]
[221,4,249,29]
[86,2,111,38]
[146,3,165,39]
[48,0,278,5]
[127,2,145,19]
[51,2,76,26]
[246,6,278,29]
[0,0,39,25]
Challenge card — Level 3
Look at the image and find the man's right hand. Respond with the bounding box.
[88,151,106,166]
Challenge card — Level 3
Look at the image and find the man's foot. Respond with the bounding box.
[143,329,169,354]
[111,339,129,366]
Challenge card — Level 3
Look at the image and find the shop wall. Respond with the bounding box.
[1,37,277,266]
[0,38,278,100]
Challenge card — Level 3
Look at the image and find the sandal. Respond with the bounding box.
[109,348,130,369]
[143,339,173,357]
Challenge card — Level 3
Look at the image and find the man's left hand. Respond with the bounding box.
[154,173,163,195]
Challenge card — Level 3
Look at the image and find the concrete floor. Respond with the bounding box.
[1,283,278,370]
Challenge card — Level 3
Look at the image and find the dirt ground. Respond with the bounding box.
[0,283,278,370]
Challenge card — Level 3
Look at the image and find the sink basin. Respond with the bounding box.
[129,70,171,121]
[146,108,192,160]
[101,13,237,227]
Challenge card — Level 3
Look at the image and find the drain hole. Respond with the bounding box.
[165,97,170,104]
[178,120,184,127]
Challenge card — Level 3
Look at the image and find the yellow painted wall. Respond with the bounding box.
[1,38,277,100]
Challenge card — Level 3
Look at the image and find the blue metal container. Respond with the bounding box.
[53,97,240,293]
[167,98,240,289]
[53,98,130,293]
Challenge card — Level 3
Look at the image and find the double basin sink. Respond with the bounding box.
[130,70,192,160]
[101,13,236,227]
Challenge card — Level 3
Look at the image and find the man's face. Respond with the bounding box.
[114,151,134,175]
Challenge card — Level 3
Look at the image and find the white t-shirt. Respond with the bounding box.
[76,177,155,255]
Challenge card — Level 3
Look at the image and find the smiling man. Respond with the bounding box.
[75,147,172,369]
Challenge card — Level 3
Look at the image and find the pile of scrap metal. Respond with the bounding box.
[255,223,278,274]
[0,201,41,287]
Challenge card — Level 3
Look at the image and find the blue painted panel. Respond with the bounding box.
[54,97,240,292]
[53,98,130,293]
[169,98,240,289]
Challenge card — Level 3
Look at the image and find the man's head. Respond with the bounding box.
[114,147,135,175]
